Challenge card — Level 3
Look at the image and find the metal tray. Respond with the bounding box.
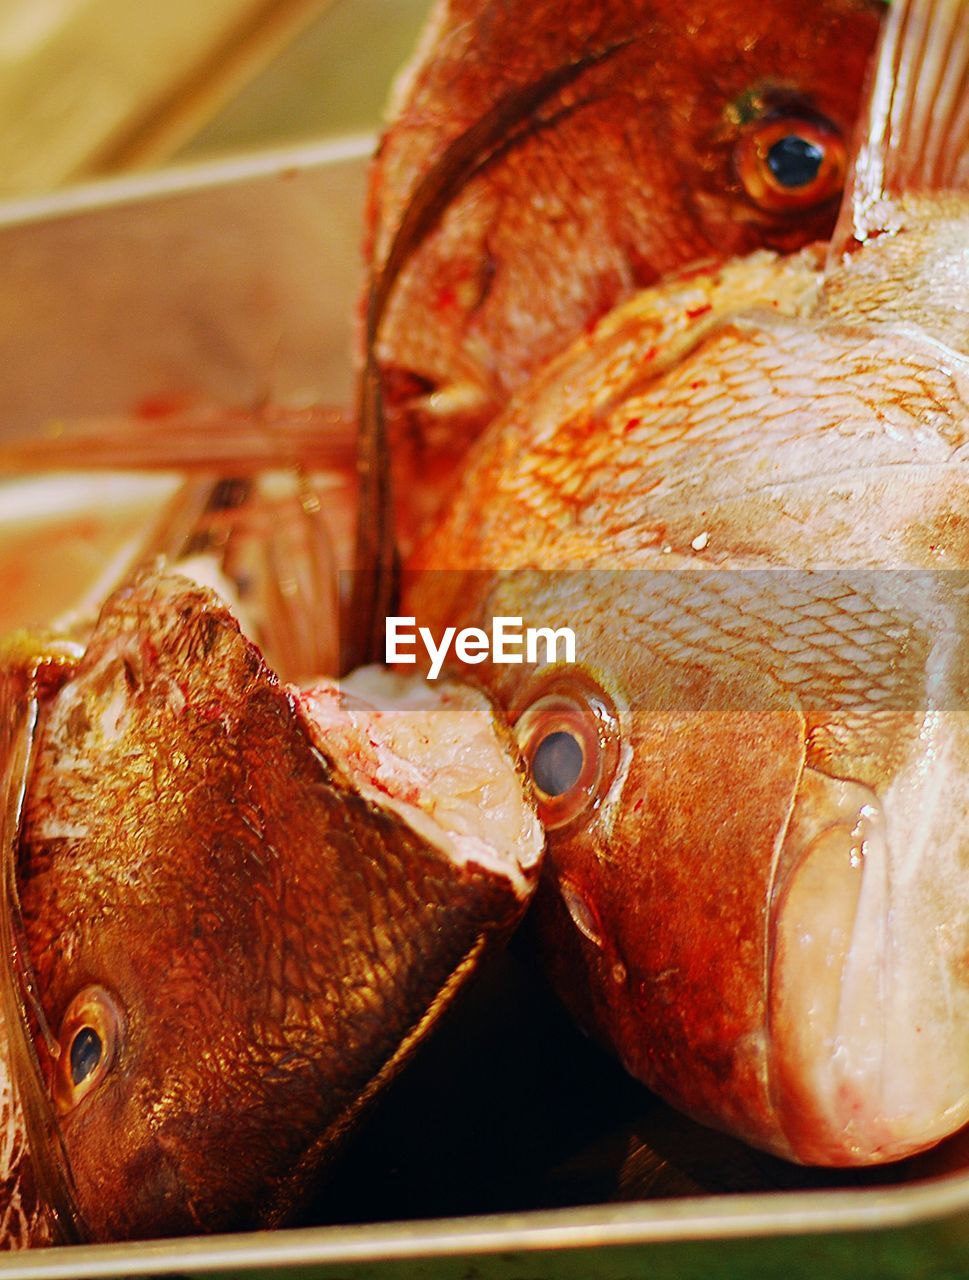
[2,140,969,1280]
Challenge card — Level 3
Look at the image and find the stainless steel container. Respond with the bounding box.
[2,140,969,1280]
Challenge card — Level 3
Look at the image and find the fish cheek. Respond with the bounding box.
[533,658,807,1154]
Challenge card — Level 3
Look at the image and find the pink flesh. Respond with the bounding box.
[294,669,543,897]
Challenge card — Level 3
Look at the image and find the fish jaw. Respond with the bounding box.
[770,687,969,1165]
[16,571,541,1241]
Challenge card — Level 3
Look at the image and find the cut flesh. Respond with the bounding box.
[296,668,543,900]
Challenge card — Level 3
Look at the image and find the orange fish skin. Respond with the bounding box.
[14,572,539,1242]
[365,0,883,541]
[403,9,969,1163]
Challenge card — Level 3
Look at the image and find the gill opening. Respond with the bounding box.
[349,37,636,669]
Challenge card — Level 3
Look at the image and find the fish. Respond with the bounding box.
[360,0,884,559]
[0,0,897,1242]
[0,564,542,1245]
[403,0,969,1166]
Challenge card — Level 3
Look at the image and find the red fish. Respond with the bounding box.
[0,0,894,1244]
[0,569,541,1244]
[361,0,884,556]
[406,0,969,1166]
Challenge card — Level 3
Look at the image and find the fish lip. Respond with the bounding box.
[64,1115,199,1242]
[766,770,930,1164]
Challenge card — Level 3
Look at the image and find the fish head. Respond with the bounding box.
[9,572,542,1241]
[410,561,969,1168]
[485,572,969,1163]
[366,0,885,549]
[415,570,811,1155]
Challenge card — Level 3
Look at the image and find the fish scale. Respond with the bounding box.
[426,317,969,570]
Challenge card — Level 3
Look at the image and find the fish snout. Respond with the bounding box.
[65,1119,197,1242]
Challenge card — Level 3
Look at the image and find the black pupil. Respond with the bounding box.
[766,135,824,188]
[532,731,584,797]
[70,1026,102,1086]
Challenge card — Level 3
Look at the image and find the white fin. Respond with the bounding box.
[833,0,969,250]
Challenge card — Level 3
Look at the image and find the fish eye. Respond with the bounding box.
[532,730,584,797]
[53,986,123,1114]
[735,113,846,214]
[515,683,620,829]
[70,1027,101,1085]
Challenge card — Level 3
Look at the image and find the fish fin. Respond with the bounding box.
[136,474,342,683]
[45,469,343,684]
[0,657,86,1243]
[348,347,399,671]
[0,405,354,476]
[833,0,969,250]
[250,475,342,684]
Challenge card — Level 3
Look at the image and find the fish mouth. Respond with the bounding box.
[294,668,543,899]
[767,765,969,1165]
